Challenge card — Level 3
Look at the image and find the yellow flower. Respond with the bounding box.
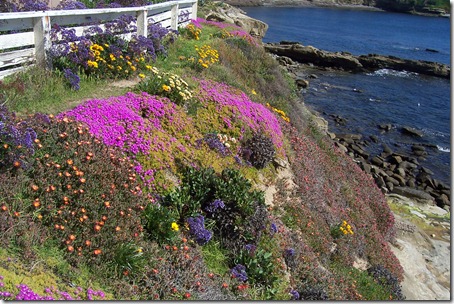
[87,60,98,68]
[162,84,171,92]
[171,222,179,231]
[110,54,116,61]
[139,73,145,79]
[251,89,257,95]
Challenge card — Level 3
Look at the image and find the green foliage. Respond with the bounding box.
[235,248,277,286]
[142,203,179,244]
[109,242,146,278]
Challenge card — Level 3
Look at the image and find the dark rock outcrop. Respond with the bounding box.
[265,42,450,78]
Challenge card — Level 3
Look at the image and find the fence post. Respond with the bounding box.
[33,15,52,69]
[191,1,198,21]
[170,3,179,30]
[137,9,148,37]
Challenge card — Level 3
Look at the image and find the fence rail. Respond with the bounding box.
[0,0,197,79]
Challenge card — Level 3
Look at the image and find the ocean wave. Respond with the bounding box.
[437,145,450,153]
[366,69,419,78]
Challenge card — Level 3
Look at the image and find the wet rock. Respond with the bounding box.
[378,123,392,131]
[435,194,450,208]
[369,135,379,143]
[392,186,434,202]
[392,174,406,186]
[296,78,309,88]
[401,126,424,137]
[386,175,400,186]
[308,74,318,79]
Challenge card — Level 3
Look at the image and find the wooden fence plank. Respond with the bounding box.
[0,32,34,50]
[0,48,34,68]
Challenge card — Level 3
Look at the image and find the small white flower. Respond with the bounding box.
[224,143,230,148]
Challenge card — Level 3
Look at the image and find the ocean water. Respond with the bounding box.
[242,6,451,185]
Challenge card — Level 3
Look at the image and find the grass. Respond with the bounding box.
[2,67,133,115]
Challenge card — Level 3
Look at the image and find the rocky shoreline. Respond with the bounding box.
[224,0,450,17]
[272,54,451,211]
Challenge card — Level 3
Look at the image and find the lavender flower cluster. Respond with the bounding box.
[0,106,37,170]
[204,199,225,214]
[230,264,248,282]
[187,215,212,245]
[199,133,230,157]
[0,0,48,12]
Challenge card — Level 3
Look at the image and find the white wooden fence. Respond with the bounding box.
[0,0,197,79]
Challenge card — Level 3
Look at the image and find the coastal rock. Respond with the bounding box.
[401,126,424,137]
[392,186,434,203]
[205,2,269,39]
[264,42,450,78]
[358,54,450,78]
[264,43,364,71]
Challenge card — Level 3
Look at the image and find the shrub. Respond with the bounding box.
[241,133,275,169]
[298,285,329,300]
[49,15,172,90]
[4,115,149,269]
[142,203,180,245]
[135,67,193,106]
[367,265,405,300]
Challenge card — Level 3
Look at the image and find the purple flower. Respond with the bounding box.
[55,0,87,10]
[270,222,278,235]
[63,68,80,90]
[187,215,212,245]
[244,244,256,255]
[290,289,300,300]
[204,199,225,213]
[230,264,248,282]
[285,248,295,257]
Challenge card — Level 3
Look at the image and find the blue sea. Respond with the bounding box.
[242,6,451,185]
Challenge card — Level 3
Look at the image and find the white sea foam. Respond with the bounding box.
[367,69,419,78]
[437,145,450,153]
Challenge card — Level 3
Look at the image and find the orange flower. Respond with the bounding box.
[69,234,76,240]
[13,161,21,168]
[94,249,102,255]
[115,226,121,232]
[66,159,73,165]
[104,201,110,207]
[33,201,40,208]
[94,224,101,232]
[85,240,92,246]
[67,245,74,252]
[79,178,86,183]
[31,184,39,191]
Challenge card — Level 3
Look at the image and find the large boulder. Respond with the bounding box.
[204,2,269,40]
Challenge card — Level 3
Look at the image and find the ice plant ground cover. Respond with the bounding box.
[0,2,405,300]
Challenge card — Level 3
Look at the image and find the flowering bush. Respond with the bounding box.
[187,214,212,245]
[135,67,193,105]
[181,23,202,40]
[191,18,258,46]
[193,45,219,69]
[193,79,286,158]
[142,203,180,244]
[0,114,149,270]
[49,15,172,90]
[0,275,106,301]
[241,133,276,169]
